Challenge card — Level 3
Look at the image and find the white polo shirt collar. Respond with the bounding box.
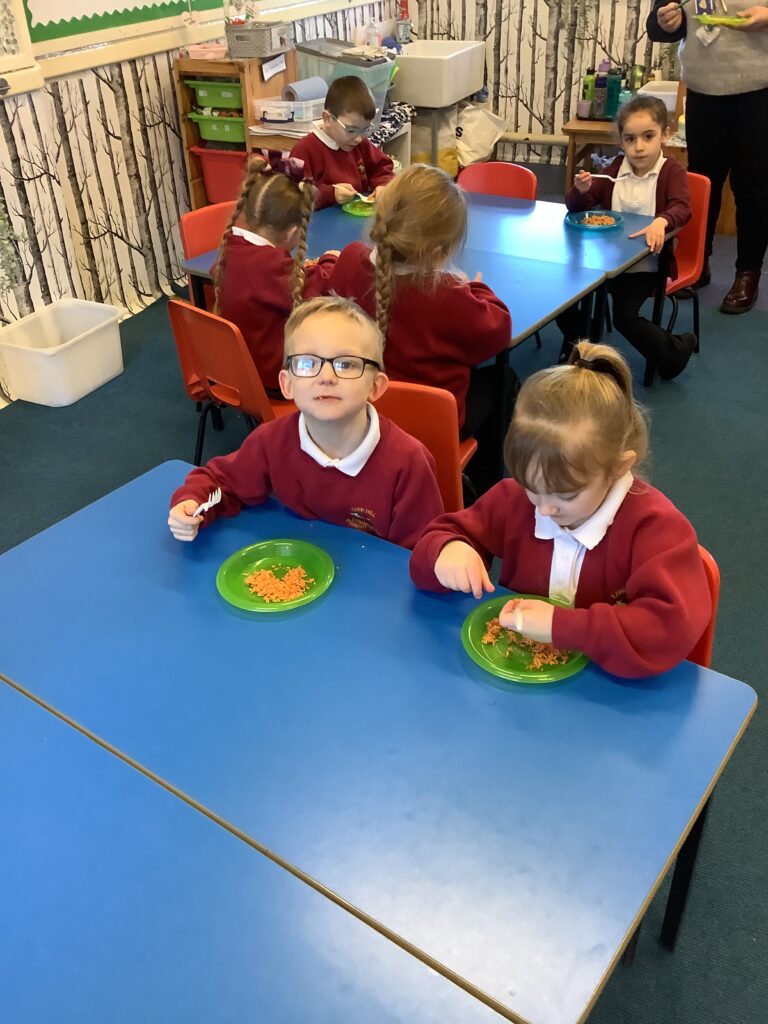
[231,227,274,246]
[311,120,340,151]
[535,472,635,549]
[298,403,380,477]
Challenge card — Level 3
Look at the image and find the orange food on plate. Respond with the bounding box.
[582,213,617,227]
[243,564,314,603]
[482,615,572,670]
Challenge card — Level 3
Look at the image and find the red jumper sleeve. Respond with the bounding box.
[658,159,692,233]
[551,514,711,678]
[170,428,274,526]
[410,483,511,589]
[302,252,339,298]
[462,281,513,362]
[361,140,395,190]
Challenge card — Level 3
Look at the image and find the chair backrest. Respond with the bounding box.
[375,381,464,513]
[670,172,711,286]
[179,201,237,259]
[458,161,538,200]
[167,299,278,424]
[687,544,720,668]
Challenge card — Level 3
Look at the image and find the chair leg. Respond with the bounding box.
[243,413,258,432]
[643,358,656,388]
[605,298,613,334]
[211,406,225,432]
[666,294,679,335]
[534,331,542,349]
[693,291,700,350]
[660,797,711,951]
[194,402,213,466]
[461,472,479,508]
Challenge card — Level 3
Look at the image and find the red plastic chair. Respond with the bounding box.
[374,381,477,513]
[687,544,720,669]
[665,172,711,346]
[179,201,236,311]
[458,161,538,201]
[168,299,294,465]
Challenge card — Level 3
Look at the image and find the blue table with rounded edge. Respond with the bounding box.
[0,681,502,1024]
[0,463,757,1024]
[181,210,606,348]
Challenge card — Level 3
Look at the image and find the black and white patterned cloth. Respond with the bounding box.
[370,102,417,147]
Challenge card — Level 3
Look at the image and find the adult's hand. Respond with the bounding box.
[737,5,768,29]
[657,2,684,33]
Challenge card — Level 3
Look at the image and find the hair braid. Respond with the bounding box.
[213,156,269,315]
[291,181,317,308]
[374,237,396,341]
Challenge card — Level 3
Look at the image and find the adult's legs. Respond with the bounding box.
[730,86,768,273]
[685,90,734,264]
[609,273,696,380]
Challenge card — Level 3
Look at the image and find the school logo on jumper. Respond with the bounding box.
[610,587,627,606]
[346,506,377,535]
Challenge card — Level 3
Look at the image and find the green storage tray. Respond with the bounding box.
[184,79,243,109]
[188,112,246,144]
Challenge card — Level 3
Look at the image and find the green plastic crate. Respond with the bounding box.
[188,112,246,144]
[184,79,243,109]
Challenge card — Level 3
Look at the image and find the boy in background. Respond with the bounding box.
[292,77,395,209]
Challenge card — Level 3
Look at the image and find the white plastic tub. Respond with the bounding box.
[0,299,123,407]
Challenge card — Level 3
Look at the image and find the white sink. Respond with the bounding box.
[391,40,486,108]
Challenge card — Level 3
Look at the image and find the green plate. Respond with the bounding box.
[461,595,589,684]
[693,13,747,26]
[342,198,376,217]
[216,539,334,613]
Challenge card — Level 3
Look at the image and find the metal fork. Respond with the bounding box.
[192,488,222,517]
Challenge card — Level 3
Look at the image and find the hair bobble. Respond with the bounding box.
[570,354,627,394]
[264,149,306,184]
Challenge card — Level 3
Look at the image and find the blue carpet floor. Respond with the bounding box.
[1,274,766,1024]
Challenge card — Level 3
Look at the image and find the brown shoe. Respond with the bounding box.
[720,271,760,314]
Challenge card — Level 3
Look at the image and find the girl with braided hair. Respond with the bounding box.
[212,153,337,391]
[411,341,710,678]
[330,164,513,492]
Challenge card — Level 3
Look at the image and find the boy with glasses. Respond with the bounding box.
[291,77,395,209]
[168,297,443,549]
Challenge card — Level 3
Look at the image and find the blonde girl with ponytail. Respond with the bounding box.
[330,164,513,492]
[212,153,337,391]
[411,341,710,679]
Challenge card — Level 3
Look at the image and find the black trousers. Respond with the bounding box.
[556,272,684,366]
[686,86,768,273]
[462,362,520,495]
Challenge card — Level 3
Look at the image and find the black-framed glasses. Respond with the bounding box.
[286,353,381,379]
[329,113,373,138]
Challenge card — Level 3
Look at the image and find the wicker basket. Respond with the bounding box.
[225,22,293,59]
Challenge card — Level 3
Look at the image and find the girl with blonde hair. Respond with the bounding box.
[212,152,337,391]
[411,341,710,678]
[330,164,513,491]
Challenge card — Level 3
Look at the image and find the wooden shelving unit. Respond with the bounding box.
[174,52,299,210]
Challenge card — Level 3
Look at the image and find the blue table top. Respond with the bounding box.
[183,204,606,345]
[0,464,756,1024]
[0,682,501,1024]
[463,194,655,276]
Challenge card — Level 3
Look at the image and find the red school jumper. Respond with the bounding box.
[330,242,512,428]
[171,411,444,550]
[214,236,336,391]
[565,155,691,279]
[410,478,711,678]
[291,130,395,209]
